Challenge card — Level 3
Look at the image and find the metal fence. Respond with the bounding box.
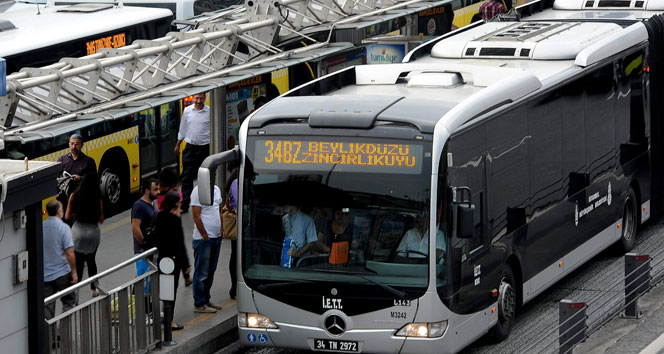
[513,249,661,354]
[44,248,162,354]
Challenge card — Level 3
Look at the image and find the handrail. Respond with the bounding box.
[44,247,158,303]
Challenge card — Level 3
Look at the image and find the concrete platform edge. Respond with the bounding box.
[156,303,239,354]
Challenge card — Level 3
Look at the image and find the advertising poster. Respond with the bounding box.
[365,43,406,65]
[226,77,266,150]
[325,50,365,74]
[418,5,452,36]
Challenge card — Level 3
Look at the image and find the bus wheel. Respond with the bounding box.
[100,167,122,212]
[492,266,516,342]
[618,188,638,252]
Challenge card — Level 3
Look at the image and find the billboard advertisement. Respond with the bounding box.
[365,43,406,65]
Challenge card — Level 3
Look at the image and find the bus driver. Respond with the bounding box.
[396,211,445,261]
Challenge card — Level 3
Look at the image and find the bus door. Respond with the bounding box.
[446,124,496,315]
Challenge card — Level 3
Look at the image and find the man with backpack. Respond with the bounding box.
[131,178,159,274]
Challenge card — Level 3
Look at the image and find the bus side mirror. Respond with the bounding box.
[457,204,475,239]
[198,146,239,206]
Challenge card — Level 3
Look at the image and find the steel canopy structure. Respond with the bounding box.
[0,0,431,131]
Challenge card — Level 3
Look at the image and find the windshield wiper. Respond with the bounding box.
[302,268,407,299]
[256,280,314,291]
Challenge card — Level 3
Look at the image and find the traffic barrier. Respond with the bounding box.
[517,251,658,354]
[623,253,650,318]
[558,300,587,354]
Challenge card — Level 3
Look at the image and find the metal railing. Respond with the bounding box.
[512,243,664,354]
[44,248,161,354]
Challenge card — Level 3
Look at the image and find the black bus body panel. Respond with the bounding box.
[442,47,650,314]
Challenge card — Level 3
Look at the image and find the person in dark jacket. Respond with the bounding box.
[155,191,191,338]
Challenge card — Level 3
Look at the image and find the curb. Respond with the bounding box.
[155,301,239,353]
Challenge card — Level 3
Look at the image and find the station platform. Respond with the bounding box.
[86,206,239,353]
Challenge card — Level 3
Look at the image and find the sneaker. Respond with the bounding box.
[91,289,100,297]
[193,305,217,313]
[163,340,178,347]
[206,301,223,310]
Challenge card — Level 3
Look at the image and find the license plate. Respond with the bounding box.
[313,339,359,352]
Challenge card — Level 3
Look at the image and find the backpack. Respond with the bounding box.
[141,212,159,251]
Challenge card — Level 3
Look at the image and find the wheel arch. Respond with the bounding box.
[98,146,130,214]
[505,254,523,312]
[99,146,130,181]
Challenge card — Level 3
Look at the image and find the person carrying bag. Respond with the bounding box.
[222,197,237,240]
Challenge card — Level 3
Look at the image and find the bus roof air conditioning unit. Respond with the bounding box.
[556,0,664,9]
[432,21,623,60]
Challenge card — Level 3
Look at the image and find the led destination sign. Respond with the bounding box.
[254,139,423,174]
[86,33,127,55]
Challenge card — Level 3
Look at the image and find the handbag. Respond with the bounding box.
[222,198,237,240]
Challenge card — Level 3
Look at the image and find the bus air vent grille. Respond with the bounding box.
[597,0,632,6]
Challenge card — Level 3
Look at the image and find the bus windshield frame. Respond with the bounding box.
[239,132,451,308]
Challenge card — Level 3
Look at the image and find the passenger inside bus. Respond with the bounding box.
[282,205,318,258]
[325,208,354,250]
[394,211,445,263]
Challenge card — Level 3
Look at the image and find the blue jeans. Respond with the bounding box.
[192,237,222,307]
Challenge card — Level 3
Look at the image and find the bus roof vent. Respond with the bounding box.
[406,72,463,88]
[308,95,402,128]
[432,21,623,60]
[555,0,663,9]
[56,3,113,13]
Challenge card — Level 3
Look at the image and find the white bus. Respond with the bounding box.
[198,0,664,352]
[0,1,173,73]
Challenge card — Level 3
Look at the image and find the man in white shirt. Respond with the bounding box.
[190,184,223,313]
[175,93,210,213]
[396,212,446,261]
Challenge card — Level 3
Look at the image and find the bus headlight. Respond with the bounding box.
[395,320,447,338]
[239,312,278,329]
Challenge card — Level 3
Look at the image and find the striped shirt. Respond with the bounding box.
[480,0,506,21]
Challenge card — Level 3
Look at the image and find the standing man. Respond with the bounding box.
[43,200,78,343]
[58,133,97,183]
[479,0,506,21]
[175,93,210,213]
[131,178,159,271]
[57,134,98,212]
[190,184,223,313]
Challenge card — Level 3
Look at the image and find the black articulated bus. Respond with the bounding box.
[197,0,664,352]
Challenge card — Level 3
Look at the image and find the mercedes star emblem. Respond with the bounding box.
[324,314,346,336]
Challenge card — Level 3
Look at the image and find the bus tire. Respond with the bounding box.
[491,266,516,342]
[617,187,638,252]
[99,166,125,215]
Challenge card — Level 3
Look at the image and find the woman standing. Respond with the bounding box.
[155,191,191,342]
[65,174,104,297]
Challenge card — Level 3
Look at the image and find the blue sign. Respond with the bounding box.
[365,44,406,65]
[0,58,5,97]
[259,333,269,344]
[247,333,257,344]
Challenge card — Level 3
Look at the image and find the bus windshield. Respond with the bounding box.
[241,135,441,299]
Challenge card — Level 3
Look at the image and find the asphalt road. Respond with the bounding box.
[236,214,664,354]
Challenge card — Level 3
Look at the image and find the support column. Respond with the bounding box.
[26,202,45,354]
[209,86,227,187]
